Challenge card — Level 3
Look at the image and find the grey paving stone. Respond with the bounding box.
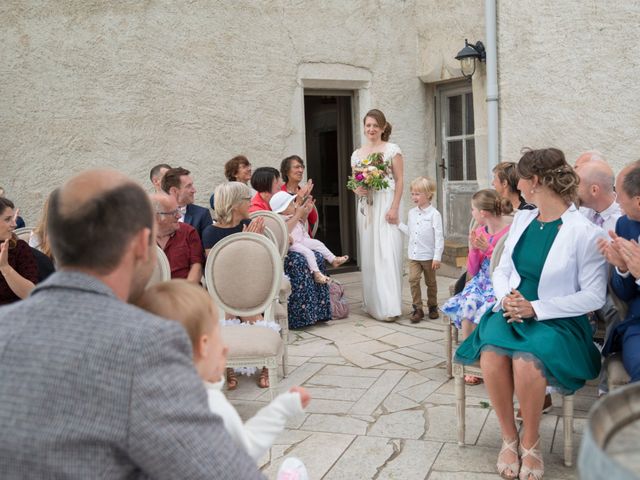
[376,349,422,367]
[369,410,426,439]
[431,443,497,473]
[303,386,367,402]
[423,405,489,444]
[392,371,431,391]
[260,432,355,479]
[397,379,444,403]
[319,364,383,378]
[303,399,354,414]
[336,343,389,368]
[305,373,378,389]
[349,369,406,415]
[378,439,442,480]
[382,393,421,413]
[307,355,348,365]
[300,413,370,435]
[350,339,396,354]
[323,436,396,480]
[395,346,441,362]
[379,331,426,348]
[357,324,397,339]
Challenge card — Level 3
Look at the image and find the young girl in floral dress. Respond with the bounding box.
[441,189,512,384]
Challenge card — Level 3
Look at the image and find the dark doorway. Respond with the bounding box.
[304,93,357,271]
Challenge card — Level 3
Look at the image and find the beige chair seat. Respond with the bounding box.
[222,325,282,357]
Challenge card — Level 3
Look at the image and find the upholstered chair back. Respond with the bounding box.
[205,232,281,317]
[249,210,288,259]
[146,246,171,288]
[13,227,32,243]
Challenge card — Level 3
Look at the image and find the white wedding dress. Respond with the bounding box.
[351,142,404,321]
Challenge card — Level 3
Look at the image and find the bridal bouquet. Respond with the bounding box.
[346,152,391,192]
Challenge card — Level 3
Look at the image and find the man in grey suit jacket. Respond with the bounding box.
[0,170,264,479]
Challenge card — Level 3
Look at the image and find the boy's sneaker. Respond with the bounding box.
[428,306,440,319]
[410,306,424,323]
[277,457,309,480]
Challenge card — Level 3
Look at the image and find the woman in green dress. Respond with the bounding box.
[455,148,607,480]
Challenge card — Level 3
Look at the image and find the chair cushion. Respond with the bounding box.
[222,325,282,357]
[607,355,631,386]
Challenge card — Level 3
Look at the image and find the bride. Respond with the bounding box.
[350,109,404,321]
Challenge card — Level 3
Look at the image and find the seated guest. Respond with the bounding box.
[600,162,640,384]
[151,193,203,283]
[149,163,171,193]
[575,155,621,232]
[249,167,283,213]
[162,167,212,240]
[0,187,25,228]
[441,189,511,385]
[203,182,264,255]
[456,148,606,480]
[137,280,311,479]
[210,155,255,209]
[0,169,263,478]
[491,162,535,211]
[0,198,37,304]
[280,155,318,235]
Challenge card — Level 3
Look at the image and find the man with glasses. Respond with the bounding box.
[151,193,203,283]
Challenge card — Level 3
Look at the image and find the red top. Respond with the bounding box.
[248,192,271,213]
[162,223,203,279]
[0,239,38,305]
[280,184,318,235]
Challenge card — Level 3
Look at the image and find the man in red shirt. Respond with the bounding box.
[151,193,203,283]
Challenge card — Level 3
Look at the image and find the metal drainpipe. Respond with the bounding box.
[485,0,499,174]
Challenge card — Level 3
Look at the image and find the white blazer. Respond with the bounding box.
[491,204,608,320]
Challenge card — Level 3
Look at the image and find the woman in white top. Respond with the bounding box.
[456,148,606,480]
[350,109,404,321]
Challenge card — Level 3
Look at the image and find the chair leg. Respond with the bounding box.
[454,364,466,445]
[282,342,289,378]
[445,316,453,378]
[268,366,278,401]
[563,394,574,467]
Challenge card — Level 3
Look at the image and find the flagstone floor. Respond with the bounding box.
[228,271,598,479]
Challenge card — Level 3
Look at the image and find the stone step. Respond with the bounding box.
[442,240,468,268]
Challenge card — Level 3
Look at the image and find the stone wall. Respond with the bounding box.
[498,1,640,169]
[1,1,430,224]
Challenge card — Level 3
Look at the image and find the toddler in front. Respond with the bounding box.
[270,191,348,284]
[397,176,444,322]
[137,280,309,480]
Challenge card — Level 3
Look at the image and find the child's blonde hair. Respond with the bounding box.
[410,176,437,200]
[136,280,216,349]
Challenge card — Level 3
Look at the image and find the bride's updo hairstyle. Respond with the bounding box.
[472,189,513,216]
[364,109,392,141]
[516,148,579,204]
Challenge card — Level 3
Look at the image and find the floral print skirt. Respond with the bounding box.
[441,258,495,329]
[285,251,332,329]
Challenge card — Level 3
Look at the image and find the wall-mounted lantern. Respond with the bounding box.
[455,39,486,79]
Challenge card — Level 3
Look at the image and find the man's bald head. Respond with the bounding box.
[150,192,179,237]
[574,151,607,169]
[579,161,615,194]
[48,169,154,273]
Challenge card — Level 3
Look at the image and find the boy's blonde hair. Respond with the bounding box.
[136,280,216,349]
[410,176,437,200]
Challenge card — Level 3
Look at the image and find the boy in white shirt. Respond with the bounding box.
[397,176,444,322]
[137,280,309,480]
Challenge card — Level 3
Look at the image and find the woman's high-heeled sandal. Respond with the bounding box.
[519,437,544,480]
[497,436,520,479]
[226,368,238,391]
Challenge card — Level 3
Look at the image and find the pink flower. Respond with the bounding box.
[355,173,364,181]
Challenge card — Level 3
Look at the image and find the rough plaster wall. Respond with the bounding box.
[498,1,640,171]
[1,0,430,225]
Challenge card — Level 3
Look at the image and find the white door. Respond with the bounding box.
[436,84,478,242]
